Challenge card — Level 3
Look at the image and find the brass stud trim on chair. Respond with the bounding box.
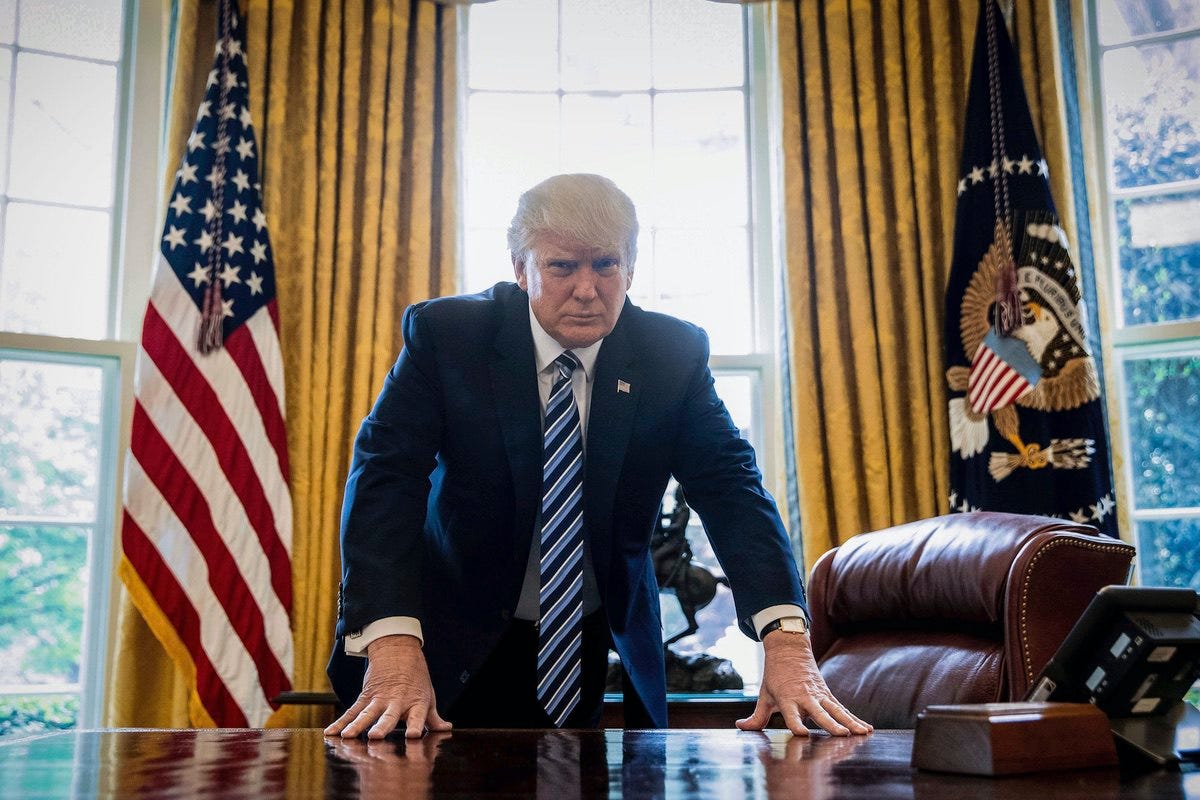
[1017,538,1135,683]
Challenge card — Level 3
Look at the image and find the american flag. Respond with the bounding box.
[120,0,293,727]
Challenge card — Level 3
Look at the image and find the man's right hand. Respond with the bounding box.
[323,634,453,740]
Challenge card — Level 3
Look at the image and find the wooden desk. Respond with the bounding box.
[1,728,1196,798]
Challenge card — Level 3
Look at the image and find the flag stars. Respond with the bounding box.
[169,192,192,217]
[206,168,224,191]
[187,263,210,286]
[201,199,219,223]
[987,159,999,178]
[163,225,188,250]
[195,229,216,253]
[218,262,242,287]
[227,199,249,225]
[246,271,265,295]
[206,68,219,88]
[239,106,253,129]
[226,38,244,59]
[1002,156,1015,173]
[235,137,255,161]
[197,100,211,120]
[251,208,267,232]
[179,162,198,185]
[219,102,238,121]
[1037,158,1049,177]
[1017,155,1034,174]
[232,170,251,193]
[221,232,245,257]
[968,165,986,184]
[187,130,206,152]
[250,239,269,264]
[1069,508,1090,524]
[223,70,240,90]
[957,177,968,196]
[222,298,235,318]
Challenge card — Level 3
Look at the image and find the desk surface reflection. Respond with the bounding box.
[1,728,1197,798]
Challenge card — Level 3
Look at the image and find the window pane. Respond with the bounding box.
[654,227,752,354]
[9,53,118,206]
[463,226,511,294]
[561,0,651,91]
[0,359,103,521]
[465,93,559,229]
[18,0,123,62]
[1103,40,1200,190]
[467,0,558,91]
[0,694,79,741]
[0,50,10,193]
[1123,355,1200,509]
[1098,0,1200,45]
[0,4,13,45]
[1135,518,1200,590]
[1114,191,1200,326]
[0,203,111,338]
[0,525,89,691]
[653,91,748,227]
[561,94,652,214]
[652,0,744,90]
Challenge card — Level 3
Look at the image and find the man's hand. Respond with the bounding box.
[323,634,453,740]
[736,631,873,737]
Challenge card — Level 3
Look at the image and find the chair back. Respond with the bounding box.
[808,512,1135,728]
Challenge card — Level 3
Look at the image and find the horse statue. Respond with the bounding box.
[650,485,730,646]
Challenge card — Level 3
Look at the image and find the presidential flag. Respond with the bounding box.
[119,0,294,726]
[944,0,1116,535]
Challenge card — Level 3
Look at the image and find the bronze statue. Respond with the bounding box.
[650,485,730,646]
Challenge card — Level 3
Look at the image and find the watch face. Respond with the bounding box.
[780,617,807,634]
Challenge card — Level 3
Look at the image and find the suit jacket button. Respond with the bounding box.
[460,670,470,684]
[500,609,511,621]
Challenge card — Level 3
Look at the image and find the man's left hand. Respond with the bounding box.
[735,630,873,737]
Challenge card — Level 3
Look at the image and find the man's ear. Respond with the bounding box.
[513,252,528,290]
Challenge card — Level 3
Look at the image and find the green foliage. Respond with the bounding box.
[0,695,78,740]
[0,361,99,688]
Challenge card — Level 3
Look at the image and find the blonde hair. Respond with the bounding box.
[507,174,639,271]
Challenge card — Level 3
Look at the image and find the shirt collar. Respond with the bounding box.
[528,305,602,381]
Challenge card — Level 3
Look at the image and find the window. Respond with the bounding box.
[1088,1,1200,590]
[0,0,163,738]
[461,0,780,689]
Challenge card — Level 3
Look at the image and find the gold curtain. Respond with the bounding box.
[776,0,1077,574]
[106,0,457,728]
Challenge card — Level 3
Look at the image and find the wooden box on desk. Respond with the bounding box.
[912,702,1118,776]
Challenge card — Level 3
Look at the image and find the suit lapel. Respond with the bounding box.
[489,288,542,567]
[585,301,641,587]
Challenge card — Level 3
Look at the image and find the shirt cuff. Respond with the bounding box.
[343,616,424,657]
[751,604,808,640]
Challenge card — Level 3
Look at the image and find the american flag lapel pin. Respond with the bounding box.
[617,379,631,394]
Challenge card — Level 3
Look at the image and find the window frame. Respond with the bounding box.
[456,1,784,500]
[1081,1,1200,583]
[0,0,166,727]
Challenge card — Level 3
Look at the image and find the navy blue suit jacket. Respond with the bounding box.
[327,282,807,726]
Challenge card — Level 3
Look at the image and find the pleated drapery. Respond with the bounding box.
[775,0,1078,573]
[106,0,457,729]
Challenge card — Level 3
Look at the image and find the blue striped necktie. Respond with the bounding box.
[537,351,585,727]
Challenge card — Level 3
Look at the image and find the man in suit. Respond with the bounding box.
[325,174,871,739]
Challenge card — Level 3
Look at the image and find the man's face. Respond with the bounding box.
[514,234,632,349]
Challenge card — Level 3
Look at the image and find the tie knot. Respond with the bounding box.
[554,352,581,378]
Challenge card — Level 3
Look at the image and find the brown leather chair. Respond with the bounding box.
[808,512,1135,729]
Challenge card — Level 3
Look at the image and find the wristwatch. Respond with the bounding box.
[758,615,808,640]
